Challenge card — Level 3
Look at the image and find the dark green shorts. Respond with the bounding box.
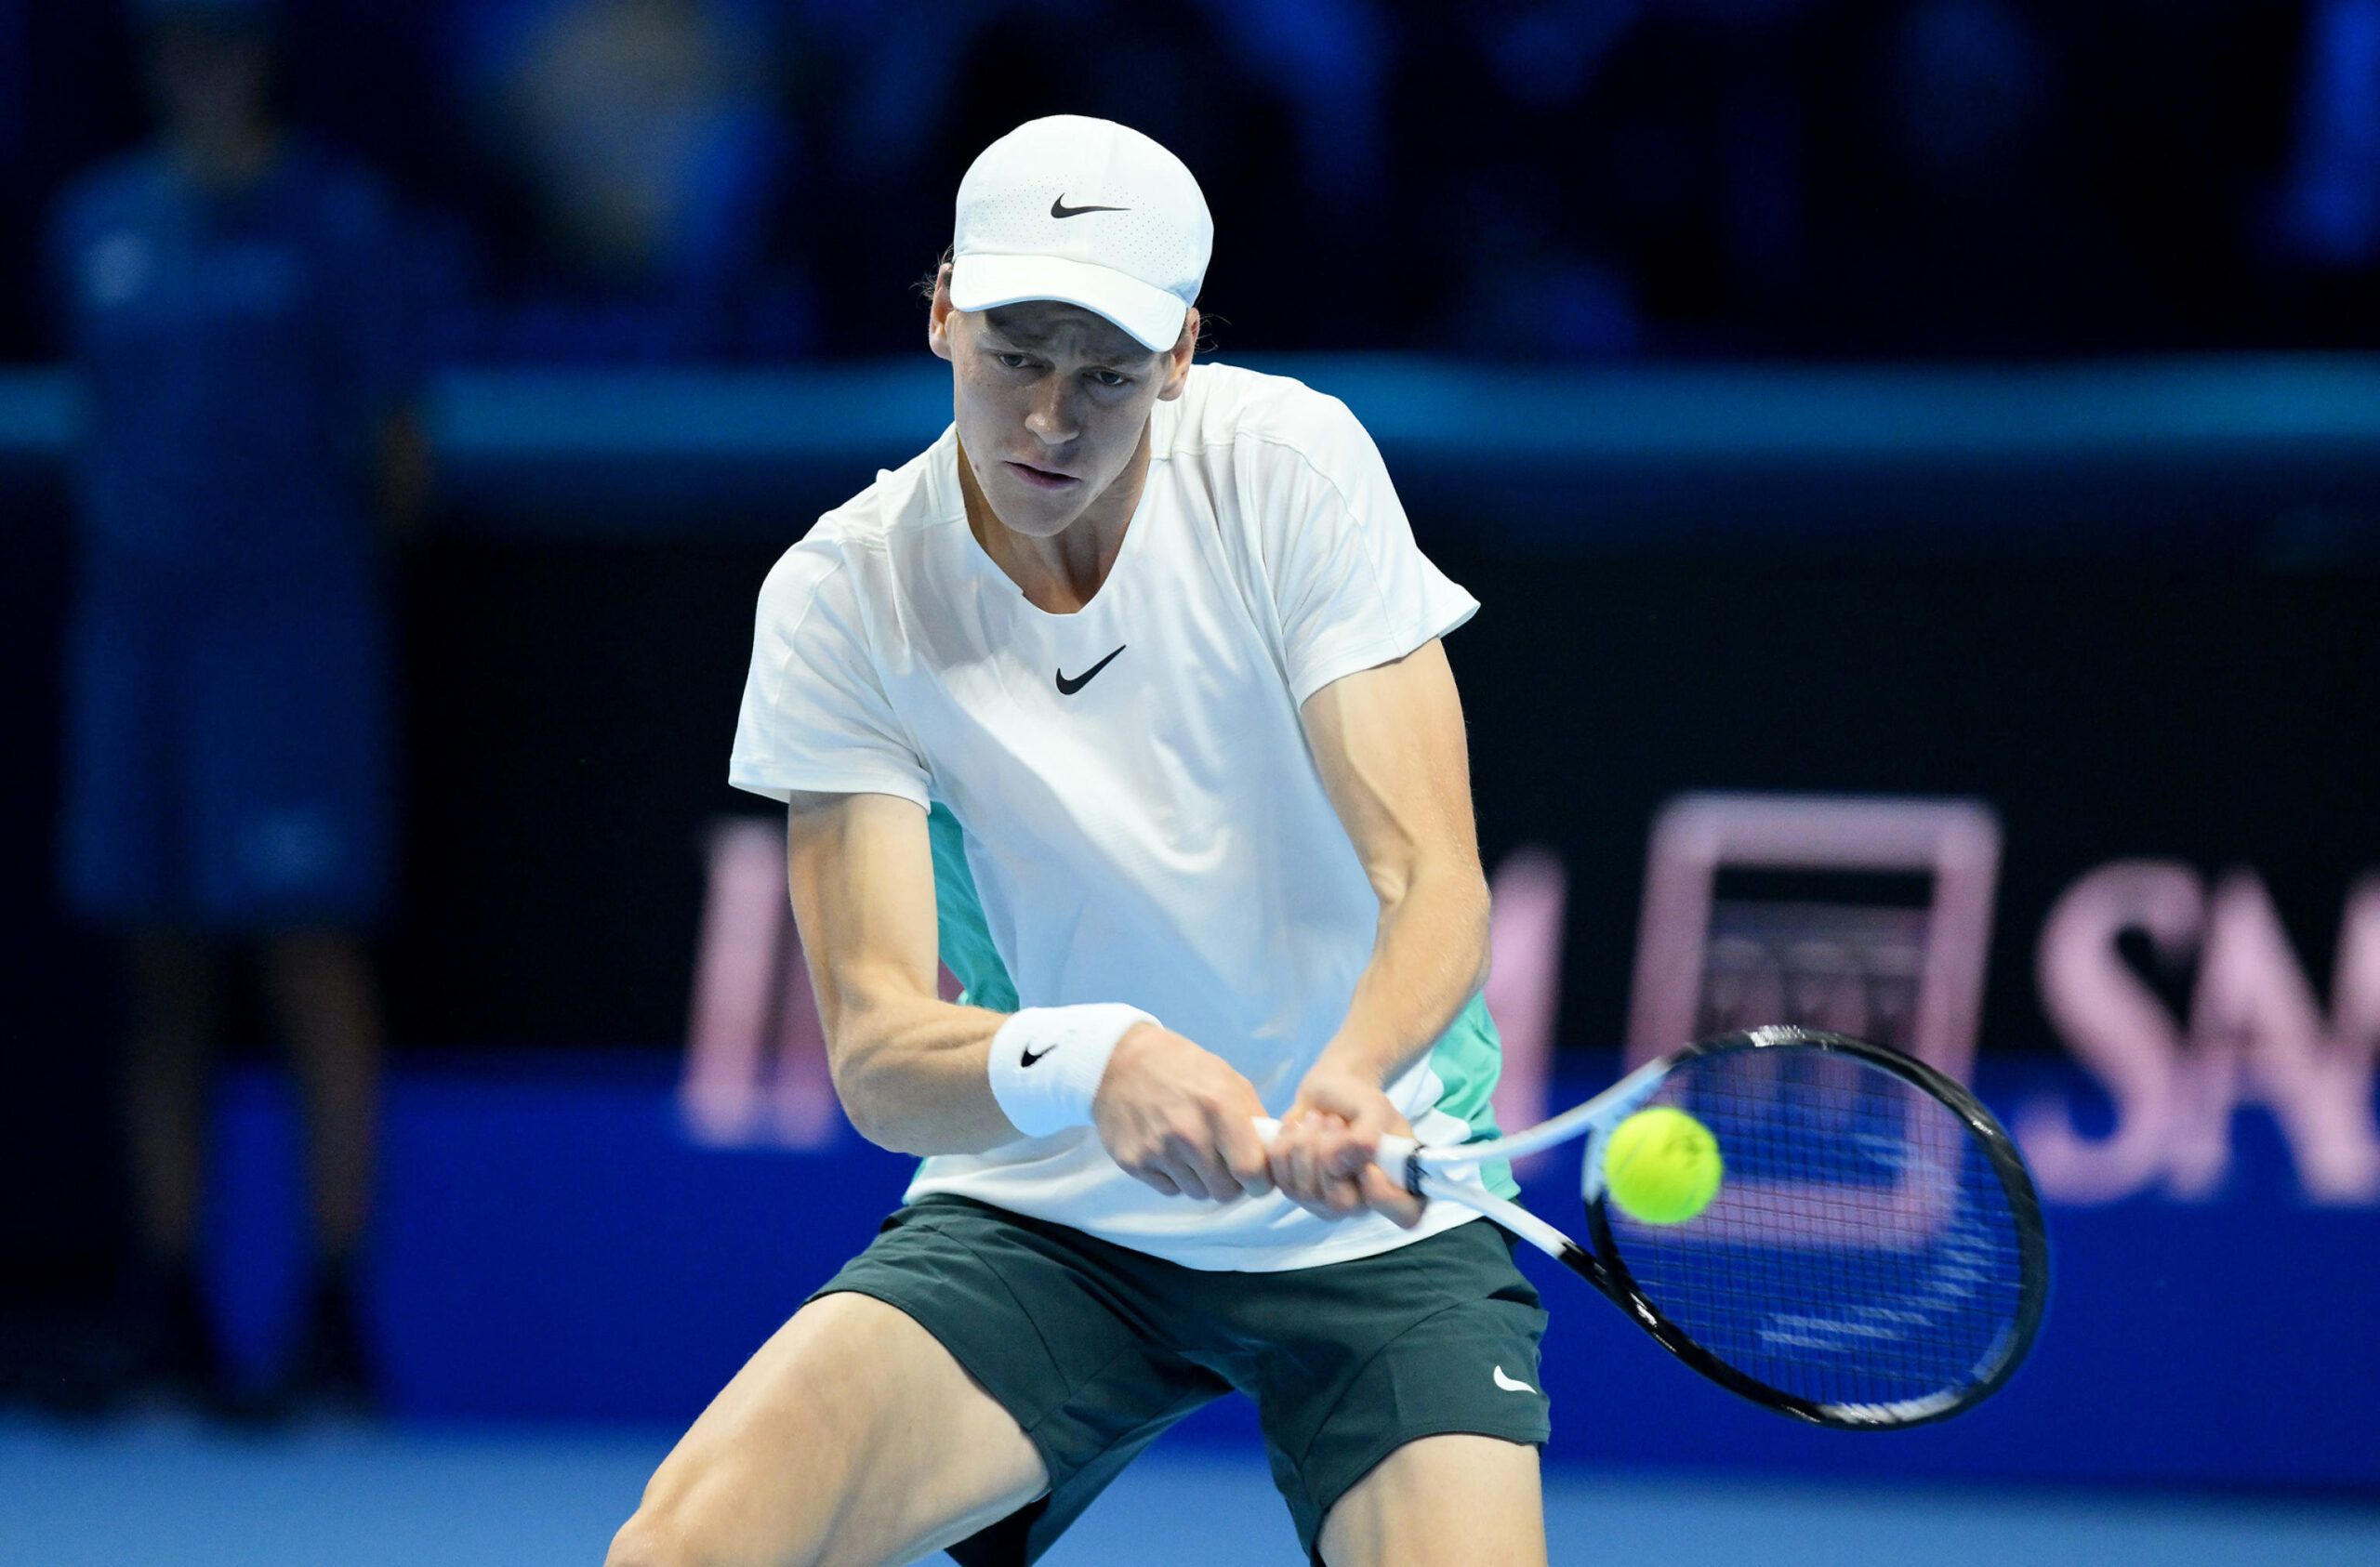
[812,1195,1550,1565]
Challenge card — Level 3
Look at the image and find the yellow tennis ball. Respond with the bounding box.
[1603,1105,1723,1224]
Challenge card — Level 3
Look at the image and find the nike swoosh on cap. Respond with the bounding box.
[1051,195,1128,218]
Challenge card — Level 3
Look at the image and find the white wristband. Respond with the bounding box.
[988,1004,1157,1138]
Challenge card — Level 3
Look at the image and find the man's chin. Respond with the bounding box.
[982,486,1090,540]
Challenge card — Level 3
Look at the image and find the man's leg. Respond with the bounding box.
[261,929,380,1262]
[262,928,383,1397]
[126,929,217,1265]
[608,1292,1049,1567]
[1316,1434,1546,1567]
[115,929,223,1398]
[1244,1219,1550,1564]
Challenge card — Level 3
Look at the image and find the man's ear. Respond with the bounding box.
[928,265,957,362]
[1157,307,1198,401]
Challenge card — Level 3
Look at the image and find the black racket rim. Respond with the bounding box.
[1580,1025,2050,1431]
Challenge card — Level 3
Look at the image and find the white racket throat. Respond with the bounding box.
[1247,1116,1580,1259]
[1248,1052,1671,1188]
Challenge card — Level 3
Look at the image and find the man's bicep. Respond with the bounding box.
[784,791,944,1028]
[1299,639,1483,898]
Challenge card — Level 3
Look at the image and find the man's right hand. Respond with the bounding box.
[1091,1023,1275,1203]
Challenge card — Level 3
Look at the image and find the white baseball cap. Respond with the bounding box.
[949,115,1212,352]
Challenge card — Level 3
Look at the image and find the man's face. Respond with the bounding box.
[931,271,1194,540]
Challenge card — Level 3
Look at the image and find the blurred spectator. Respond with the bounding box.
[1429,164,1645,357]
[2281,0,2380,266]
[1845,0,2095,349]
[47,0,418,1408]
[1888,0,2055,181]
[792,0,1398,349]
[443,0,808,360]
[805,0,1386,203]
[1391,0,1676,354]
[0,4,2347,365]
[1182,0,1392,212]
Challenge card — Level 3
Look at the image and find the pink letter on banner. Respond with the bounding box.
[1486,848,1566,1152]
[2018,860,2205,1203]
[2021,863,2380,1205]
[681,818,840,1150]
[2188,872,2380,1203]
[681,816,966,1151]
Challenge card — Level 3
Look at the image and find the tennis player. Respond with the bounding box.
[610,115,1548,1567]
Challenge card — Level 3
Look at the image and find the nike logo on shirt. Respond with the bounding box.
[1493,1365,1537,1394]
[1055,646,1126,694]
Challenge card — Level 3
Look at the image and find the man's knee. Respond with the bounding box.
[1319,1434,1544,1567]
[603,1504,686,1567]
[603,1501,767,1567]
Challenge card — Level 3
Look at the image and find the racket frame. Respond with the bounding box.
[1389,1025,2049,1430]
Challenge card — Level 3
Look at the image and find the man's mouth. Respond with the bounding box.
[1005,460,1079,490]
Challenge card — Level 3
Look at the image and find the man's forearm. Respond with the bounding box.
[823,988,1021,1155]
[1313,859,1491,1089]
[785,790,1026,1156]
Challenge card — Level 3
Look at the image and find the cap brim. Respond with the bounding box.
[949,254,1186,351]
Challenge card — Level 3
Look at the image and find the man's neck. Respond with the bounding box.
[172,121,280,193]
[958,422,1154,615]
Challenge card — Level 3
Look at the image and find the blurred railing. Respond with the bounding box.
[8,355,2380,558]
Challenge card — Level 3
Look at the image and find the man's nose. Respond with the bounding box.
[1024,379,1078,445]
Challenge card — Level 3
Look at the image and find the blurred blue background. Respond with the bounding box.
[3,1,2379,1561]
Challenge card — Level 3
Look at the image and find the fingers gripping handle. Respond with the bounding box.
[1251,1117,1573,1267]
[1250,1117,1427,1197]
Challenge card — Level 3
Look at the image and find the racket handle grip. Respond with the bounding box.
[1249,1118,1421,1178]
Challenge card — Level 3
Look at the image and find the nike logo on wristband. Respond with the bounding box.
[1019,1044,1057,1067]
[1055,645,1125,695]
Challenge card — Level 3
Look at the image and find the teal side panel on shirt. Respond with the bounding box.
[932,803,1514,1198]
[1430,994,1518,1198]
[929,802,1018,1013]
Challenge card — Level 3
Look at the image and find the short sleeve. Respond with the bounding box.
[1251,391,1479,704]
[728,537,932,808]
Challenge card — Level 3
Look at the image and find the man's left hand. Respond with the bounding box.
[1269,1064,1425,1227]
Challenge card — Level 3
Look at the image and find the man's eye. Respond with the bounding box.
[996,352,1033,369]
[1091,370,1130,388]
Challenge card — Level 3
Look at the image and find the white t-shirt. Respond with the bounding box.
[729,362,1500,1271]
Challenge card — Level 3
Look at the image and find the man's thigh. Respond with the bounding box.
[1317,1434,1546,1567]
[1245,1218,1550,1560]
[608,1292,1047,1567]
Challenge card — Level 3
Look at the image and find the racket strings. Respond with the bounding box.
[1605,1051,2030,1416]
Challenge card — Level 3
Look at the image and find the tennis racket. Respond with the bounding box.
[1266,1024,2047,1430]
